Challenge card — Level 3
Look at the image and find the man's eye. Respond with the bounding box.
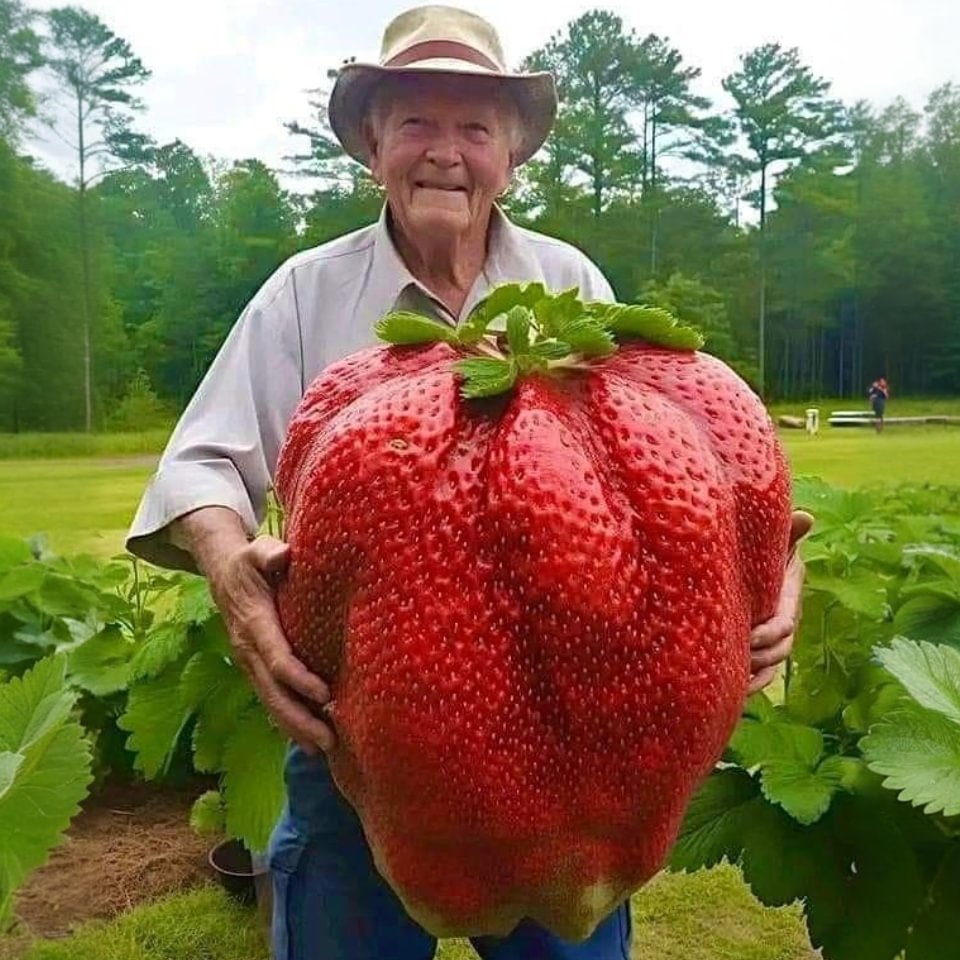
[401,117,425,127]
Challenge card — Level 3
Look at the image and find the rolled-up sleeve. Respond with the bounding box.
[125,265,305,573]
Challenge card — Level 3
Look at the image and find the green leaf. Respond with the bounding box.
[0,538,32,571]
[0,658,93,929]
[529,339,572,360]
[129,621,189,682]
[742,691,779,723]
[676,771,930,960]
[893,592,960,648]
[454,357,518,399]
[118,669,193,779]
[759,754,845,825]
[592,303,704,350]
[803,794,927,960]
[819,755,872,794]
[532,286,584,338]
[862,705,960,816]
[222,706,287,853]
[374,311,458,346]
[0,565,45,603]
[459,282,546,342]
[174,576,219,625]
[669,767,762,872]
[67,625,133,697]
[182,652,256,772]
[843,681,905,734]
[34,574,99,618]
[555,317,617,357]
[0,752,23,799]
[505,306,533,354]
[189,789,226,838]
[806,568,888,619]
[905,845,960,960]
[875,637,960,722]
[0,655,72,752]
[730,719,824,769]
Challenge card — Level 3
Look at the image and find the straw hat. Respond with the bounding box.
[328,5,557,167]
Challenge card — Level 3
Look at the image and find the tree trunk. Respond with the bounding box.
[592,75,602,217]
[650,111,658,275]
[76,87,94,433]
[641,103,649,194]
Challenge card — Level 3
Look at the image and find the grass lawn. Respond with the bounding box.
[0,457,155,557]
[3,869,815,960]
[1,420,958,559]
[780,424,960,487]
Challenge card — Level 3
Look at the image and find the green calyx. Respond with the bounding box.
[373,282,704,400]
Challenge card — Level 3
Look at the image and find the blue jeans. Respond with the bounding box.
[268,745,633,959]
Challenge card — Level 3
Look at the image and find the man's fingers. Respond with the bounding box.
[264,639,331,705]
[789,510,815,551]
[751,612,794,650]
[248,654,336,753]
[751,631,794,670]
[748,664,779,693]
[249,536,291,580]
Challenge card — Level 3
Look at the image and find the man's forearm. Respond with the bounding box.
[169,506,251,583]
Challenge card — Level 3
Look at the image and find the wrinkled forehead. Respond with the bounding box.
[369,73,516,122]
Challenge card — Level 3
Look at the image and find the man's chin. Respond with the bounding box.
[407,208,473,238]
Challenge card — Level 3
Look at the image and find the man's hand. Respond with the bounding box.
[172,508,335,756]
[749,510,815,693]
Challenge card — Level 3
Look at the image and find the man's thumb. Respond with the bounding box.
[251,536,290,578]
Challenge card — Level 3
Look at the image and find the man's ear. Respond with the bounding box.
[363,120,382,183]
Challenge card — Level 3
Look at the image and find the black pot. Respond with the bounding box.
[208,838,268,906]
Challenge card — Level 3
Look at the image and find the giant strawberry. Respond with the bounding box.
[275,284,792,941]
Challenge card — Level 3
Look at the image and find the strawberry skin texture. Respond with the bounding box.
[275,341,792,941]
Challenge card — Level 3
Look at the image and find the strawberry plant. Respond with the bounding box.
[115,579,287,854]
[0,655,93,930]
[672,479,960,960]
[0,535,288,851]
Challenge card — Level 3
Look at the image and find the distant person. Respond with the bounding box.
[868,377,889,433]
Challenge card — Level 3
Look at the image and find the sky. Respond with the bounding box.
[26,0,960,186]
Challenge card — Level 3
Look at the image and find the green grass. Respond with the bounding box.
[0,429,171,460]
[2,422,959,559]
[768,395,960,419]
[4,886,268,960]
[2,869,813,960]
[781,424,960,487]
[0,458,155,557]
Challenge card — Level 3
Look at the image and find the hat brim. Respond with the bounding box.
[328,60,557,168]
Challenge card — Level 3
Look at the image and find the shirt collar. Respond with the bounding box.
[360,202,539,327]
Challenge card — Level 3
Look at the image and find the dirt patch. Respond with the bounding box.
[8,778,215,942]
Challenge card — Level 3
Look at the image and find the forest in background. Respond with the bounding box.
[1,1,959,431]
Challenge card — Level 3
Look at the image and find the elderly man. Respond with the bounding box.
[126,5,809,959]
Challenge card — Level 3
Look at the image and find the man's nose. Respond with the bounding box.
[424,133,462,167]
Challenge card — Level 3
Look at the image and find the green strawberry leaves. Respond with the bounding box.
[374,311,459,345]
[0,656,93,930]
[454,358,518,399]
[861,638,960,817]
[375,282,703,399]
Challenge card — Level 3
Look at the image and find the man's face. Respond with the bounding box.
[367,76,515,242]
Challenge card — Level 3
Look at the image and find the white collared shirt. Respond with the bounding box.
[125,205,615,571]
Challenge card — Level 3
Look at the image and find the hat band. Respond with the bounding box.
[384,40,500,72]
